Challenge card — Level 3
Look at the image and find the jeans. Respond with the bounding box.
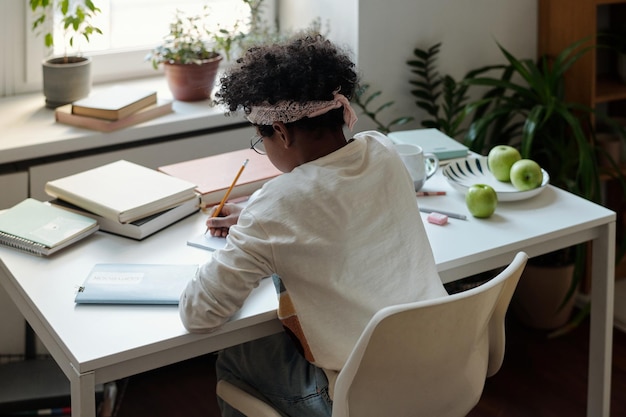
[216,331,333,417]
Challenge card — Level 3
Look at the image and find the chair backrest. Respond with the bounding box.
[331,251,528,417]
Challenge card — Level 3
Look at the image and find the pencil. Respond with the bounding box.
[416,191,446,196]
[419,207,467,220]
[204,159,249,234]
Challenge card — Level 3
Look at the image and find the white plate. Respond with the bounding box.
[442,157,550,202]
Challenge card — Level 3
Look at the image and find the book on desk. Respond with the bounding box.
[0,198,99,256]
[49,195,199,240]
[158,148,282,206]
[45,160,198,224]
[388,128,469,160]
[75,263,199,305]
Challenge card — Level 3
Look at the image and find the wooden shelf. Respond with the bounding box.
[617,258,626,279]
[540,0,626,283]
[600,166,626,180]
[596,77,626,103]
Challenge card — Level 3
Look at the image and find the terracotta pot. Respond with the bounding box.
[511,263,577,330]
[42,56,92,108]
[164,55,223,101]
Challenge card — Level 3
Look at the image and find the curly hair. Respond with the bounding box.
[215,34,359,132]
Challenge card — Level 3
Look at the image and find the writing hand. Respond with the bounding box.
[205,203,243,237]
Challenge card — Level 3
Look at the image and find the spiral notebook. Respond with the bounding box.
[0,199,99,256]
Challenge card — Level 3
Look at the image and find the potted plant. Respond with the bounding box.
[462,39,626,330]
[407,42,498,140]
[146,5,246,102]
[30,0,102,108]
[409,39,626,330]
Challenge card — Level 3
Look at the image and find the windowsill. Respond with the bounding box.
[0,76,243,166]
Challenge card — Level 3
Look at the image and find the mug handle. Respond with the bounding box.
[424,153,439,179]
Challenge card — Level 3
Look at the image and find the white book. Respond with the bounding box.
[49,196,199,240]
[388,129,469,160]
[45,160,198,224]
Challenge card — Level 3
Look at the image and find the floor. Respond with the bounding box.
[109,314,626,417]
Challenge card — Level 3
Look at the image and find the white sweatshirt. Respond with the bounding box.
[179,130,447,387]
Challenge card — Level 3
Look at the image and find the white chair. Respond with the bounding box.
[216,251,528,417]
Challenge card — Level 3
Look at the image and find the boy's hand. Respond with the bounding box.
[205,203,243,237]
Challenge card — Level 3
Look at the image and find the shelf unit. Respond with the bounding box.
[539,0,626,280]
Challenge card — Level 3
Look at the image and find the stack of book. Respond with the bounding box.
[54,86,173,132]
[46,160,200,240]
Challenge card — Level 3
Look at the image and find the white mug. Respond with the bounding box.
[394,143,439,191]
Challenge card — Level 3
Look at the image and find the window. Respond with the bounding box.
[21,0,276,89]
[57,1,255,56]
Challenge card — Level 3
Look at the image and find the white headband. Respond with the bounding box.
[246,91,358,130]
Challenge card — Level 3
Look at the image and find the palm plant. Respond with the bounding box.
[410,39,626,333]
[462,39,626,334]
[462,39,604,203]
[409,40,622,204]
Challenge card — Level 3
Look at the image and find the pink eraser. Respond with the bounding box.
[427,212,449,225]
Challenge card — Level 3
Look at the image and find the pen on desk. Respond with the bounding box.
[416,191,446,196]
[419,207,467,220]
[204,159,249,234]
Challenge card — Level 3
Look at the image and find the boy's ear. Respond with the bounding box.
[272,122,294,149]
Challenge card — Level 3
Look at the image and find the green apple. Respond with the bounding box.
[510,159,543,191]
[466,184,498,218]
[488,145,522,182]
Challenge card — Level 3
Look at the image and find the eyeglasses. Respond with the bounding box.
[250,136,266,155]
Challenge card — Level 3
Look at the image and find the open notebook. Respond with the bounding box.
[187,233,227,251]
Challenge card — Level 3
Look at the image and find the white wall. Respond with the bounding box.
[278,0,358,51]
[280,0,538,131]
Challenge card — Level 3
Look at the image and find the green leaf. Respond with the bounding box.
[363,91,382,107]
[374,102,395,114]
[44,33,53,48]
[60,0,69,15]
[407,60,426,68]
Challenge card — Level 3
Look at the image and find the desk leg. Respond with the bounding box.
[70,369,97,417]
[588,221,615,417]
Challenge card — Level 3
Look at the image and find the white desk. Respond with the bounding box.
[0,170,616,417]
